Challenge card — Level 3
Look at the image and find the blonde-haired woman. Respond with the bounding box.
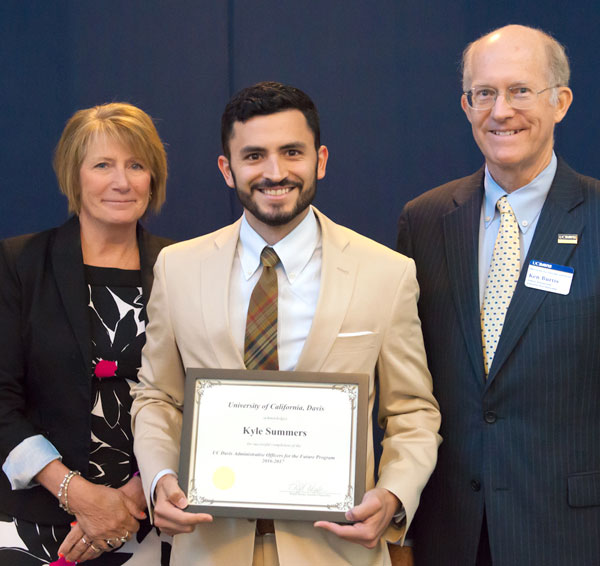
[0,103,172,564]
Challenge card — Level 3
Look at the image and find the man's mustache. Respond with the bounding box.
[251,178,303,191]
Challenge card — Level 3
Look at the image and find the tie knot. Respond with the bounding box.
[496,196,514,215]
[261,247,280,268]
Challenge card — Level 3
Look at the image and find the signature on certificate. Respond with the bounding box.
[287,481,330,496]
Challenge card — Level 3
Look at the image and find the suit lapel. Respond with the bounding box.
[487,160,584,383]
[296,210,357,371]
[200,220,246,369]
[51,217,91,375]
[443,169,486,383]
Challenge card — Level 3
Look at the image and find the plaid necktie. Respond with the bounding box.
[244,246,280,370]
[481,196,521,375]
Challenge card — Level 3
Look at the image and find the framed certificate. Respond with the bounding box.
[179,368,368,522]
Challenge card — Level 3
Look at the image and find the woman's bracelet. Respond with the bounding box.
[57,470,81,514]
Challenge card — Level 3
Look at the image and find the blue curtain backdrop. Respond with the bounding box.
[2,0,599,479]
[3,1,599,246]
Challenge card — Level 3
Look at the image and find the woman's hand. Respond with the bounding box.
[57,477,146,563]
[118,474,147,513]
[57,522,101,564]
[69,475,146,537]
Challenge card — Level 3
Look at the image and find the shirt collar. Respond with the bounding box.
[238,207,321,283]
[483,152,557,233]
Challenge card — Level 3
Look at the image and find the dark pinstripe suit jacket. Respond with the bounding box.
[397,158,600,566]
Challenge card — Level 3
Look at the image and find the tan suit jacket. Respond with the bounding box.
[132,208,441,565]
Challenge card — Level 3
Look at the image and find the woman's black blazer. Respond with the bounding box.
[0,216,172,524]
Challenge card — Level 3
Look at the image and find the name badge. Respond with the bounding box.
[524,260,574,295]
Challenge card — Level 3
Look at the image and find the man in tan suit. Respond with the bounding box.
[131,82,440,565]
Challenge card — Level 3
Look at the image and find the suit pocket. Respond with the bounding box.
[567,471,600,507]
[544,295,600,321]
[329,332,379,354]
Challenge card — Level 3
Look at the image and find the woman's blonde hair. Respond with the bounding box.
[53,102,168,214]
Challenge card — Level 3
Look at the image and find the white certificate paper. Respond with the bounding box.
[179,369,368,522]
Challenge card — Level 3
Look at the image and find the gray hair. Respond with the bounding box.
[461,25,570,105]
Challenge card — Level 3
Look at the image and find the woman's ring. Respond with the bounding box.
[90,542,101,552]
[105,539,116,548]
[119,530,129,543]
[81,536,90,546]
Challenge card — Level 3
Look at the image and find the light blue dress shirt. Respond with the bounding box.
[3,435,61,490]
[478,152,558,305]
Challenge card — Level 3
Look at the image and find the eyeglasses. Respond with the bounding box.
[463,85,560,110]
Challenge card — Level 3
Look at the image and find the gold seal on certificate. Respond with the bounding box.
[178,368,368,522]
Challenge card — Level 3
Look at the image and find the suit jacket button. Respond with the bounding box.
[484,411,497,424]
[471,480,481,491]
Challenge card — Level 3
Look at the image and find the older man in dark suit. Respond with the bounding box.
[397,24,600,566]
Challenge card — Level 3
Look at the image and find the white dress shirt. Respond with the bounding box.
[230,207,322,370]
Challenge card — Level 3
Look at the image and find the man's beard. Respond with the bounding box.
[233,172,317,227]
